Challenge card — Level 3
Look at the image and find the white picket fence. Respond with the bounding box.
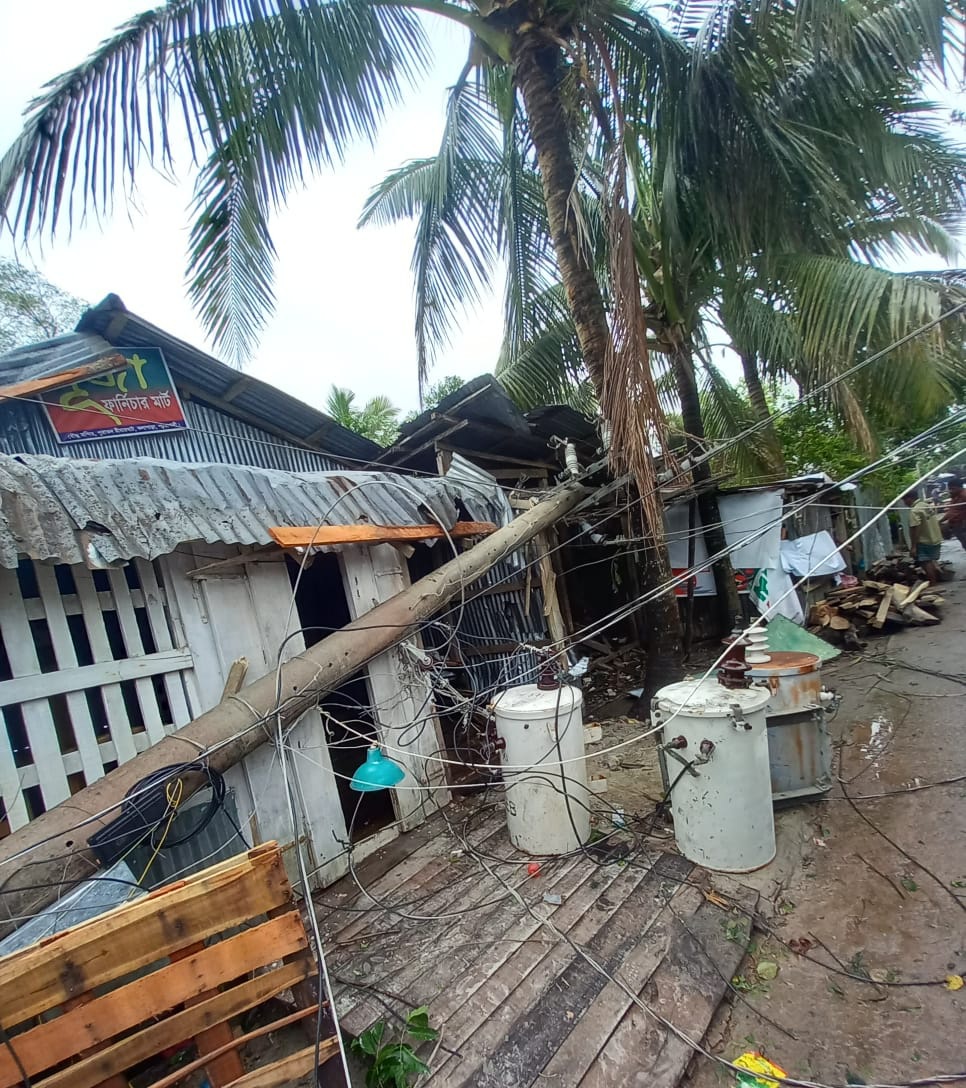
[0,558,193,834]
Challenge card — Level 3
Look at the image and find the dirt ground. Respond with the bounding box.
[584,544,966,1088]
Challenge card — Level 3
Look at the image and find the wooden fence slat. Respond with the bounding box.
[32,565,106,790]
[0,648,194,706]
[33,962,310,1088]
[0,722,28,830]
[23,589,146,622]
[135,559,192,727]
[70,566,139,764]
[0,845,290,1025]
[0,567,71,812]
[0,912,308,1087]
[107,568,167,745]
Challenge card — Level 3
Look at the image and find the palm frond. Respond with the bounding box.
[361,69,509,393]
[696,358,785,481]
[187,147,276,366]
[0,0,430,359]
[496,283,595,410]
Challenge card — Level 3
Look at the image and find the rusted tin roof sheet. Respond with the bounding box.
[0,453,469,569]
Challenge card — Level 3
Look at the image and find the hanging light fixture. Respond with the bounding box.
[350,745,406,792]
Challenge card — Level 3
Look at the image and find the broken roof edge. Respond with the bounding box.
[0,452,505,571]
[0,294,382,466]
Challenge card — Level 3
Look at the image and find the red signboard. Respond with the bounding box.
[40,348,187,444]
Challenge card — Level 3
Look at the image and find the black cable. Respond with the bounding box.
[838,778,966,915]
[0,1022,30,1088]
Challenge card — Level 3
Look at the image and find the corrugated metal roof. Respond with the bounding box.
[0,294,381,465]
[0,453,471,569]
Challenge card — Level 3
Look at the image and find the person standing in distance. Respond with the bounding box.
[901,488,943,584]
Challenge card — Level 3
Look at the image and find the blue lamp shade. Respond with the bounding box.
[350,746,406,792]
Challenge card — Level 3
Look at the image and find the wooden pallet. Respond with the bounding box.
[0,842,338,1088]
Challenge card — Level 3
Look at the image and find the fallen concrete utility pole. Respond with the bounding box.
[0,481,588,933]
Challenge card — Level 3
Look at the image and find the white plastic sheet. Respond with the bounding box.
[780,530,847,578]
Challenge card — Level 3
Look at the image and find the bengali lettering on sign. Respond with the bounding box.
[40,348,188,443]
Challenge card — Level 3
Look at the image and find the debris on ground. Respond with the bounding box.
[809,573,945,645]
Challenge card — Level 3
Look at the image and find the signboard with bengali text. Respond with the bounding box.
[39,348,187,444]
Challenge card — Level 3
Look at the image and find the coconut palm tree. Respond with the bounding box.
[326,385,401,444]
[0,0,694,675]
[362,0,966,623]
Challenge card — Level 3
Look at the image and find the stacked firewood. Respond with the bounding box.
[809,574,944,639]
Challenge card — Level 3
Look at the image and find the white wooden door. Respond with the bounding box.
[0,559,193,836]
[340,544,451,832]
[159,545,349,888]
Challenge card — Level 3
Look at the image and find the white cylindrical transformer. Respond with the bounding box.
[653,679,775,873]
[492,683,590,855]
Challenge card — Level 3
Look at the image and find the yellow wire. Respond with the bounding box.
[127,778,183,898]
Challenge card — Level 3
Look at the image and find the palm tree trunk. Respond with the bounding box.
[671,338,741,633]
[511,28,682,686]
[740,351,786,473]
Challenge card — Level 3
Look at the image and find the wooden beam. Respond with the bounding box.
[269,521,497,549]
[221,375,253,403]
[436,444,556,471]
[224,1040,340,1088]
[0,355,127,401]
[147,1005,322,1088]
[0,845,291,1024]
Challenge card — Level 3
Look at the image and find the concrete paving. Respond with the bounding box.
[681,540,966,1088]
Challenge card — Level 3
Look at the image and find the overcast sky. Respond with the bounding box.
[0,2,503,415]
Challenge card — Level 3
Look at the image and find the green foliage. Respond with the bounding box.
[351,1006,439,1088]
[325,385,400,446]
[773,398,917,496]
[0,259,85,353]
[401,374,473,424]
[424,375,465,410]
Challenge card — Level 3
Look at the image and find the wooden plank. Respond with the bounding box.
[71,566,140,763]
[0,845,291,1025]
[32,564,106,790]
[243,557,350,886]
[313,808,457,925]
[23,588,147,621]
[0,356,126,400]
[0,912,309,1087]
[578,887,757,1088]
[224,1039,340,1088]
[34,962,310,1088]
[540,877,702,1086]
[336,830,558,1033]
[421,854,599,1033]
[0,711,28,831]
[899,579,930,611]
[269,521,496,548]
[171,940,246,1088]
[447,858,691,1088]
[324,809,507,947]
[107,567,168,745]
[428,859,654,1086]
[355,853,589,1034]
[536,532,568,669]
[0,566,72,812]
[148,1004,322,1088]
[0,647,194,706]
[871,586,893,628]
